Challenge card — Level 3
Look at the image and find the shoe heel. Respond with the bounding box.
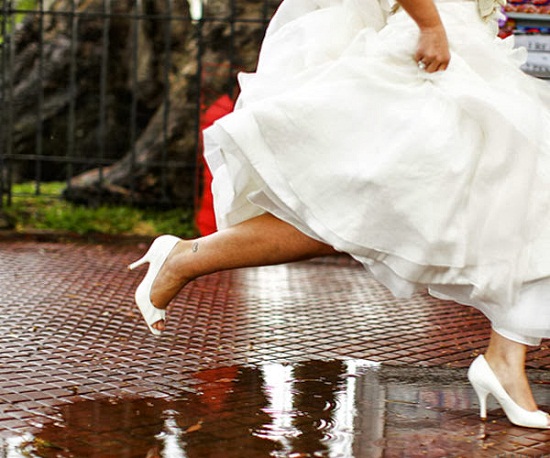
[471,381,489,420]
[128,256,148,271]
[127,234,182,335]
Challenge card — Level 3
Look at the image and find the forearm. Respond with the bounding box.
[397,0,444,30]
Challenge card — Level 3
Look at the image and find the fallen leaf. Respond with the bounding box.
[185,420,203,433]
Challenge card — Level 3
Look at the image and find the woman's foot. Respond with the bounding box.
[484,329,541,413]
[471,329,550,428]
[483,353,539,413]
[128,235,183,335]
[148,239,197,332]
[468,354,550,428]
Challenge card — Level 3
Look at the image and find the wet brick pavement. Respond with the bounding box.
[0,239,548,457]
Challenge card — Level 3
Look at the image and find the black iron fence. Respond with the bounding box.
[0,0,279,209]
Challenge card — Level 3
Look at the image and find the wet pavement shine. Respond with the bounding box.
[0,239,548,457]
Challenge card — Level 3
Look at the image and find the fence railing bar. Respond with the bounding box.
[97,0,111,188]
[0,2,8,210]
[4,3,15,206]
[8,8,188,21]
[8,7,268,24]
[262,0,270,22]
[129,0,141,203]
[227,0,236,97]
[193,8,204,215]
[177,16,270,24]
[0,1,6,208]
[160,0,173,204]
[2,153,194,169]
[65,0,78,193]
[34,0,46,196]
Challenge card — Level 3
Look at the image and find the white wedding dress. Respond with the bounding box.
[203,0,550,345]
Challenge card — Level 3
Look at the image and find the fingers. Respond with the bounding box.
[415,49,450,73]
[415,25,451,73]
[417,58,449,73]
[415,47,450,72]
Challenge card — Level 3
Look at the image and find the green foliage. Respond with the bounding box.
[4,182,198,238]
[1,1,38,43]
[15,0,38,10]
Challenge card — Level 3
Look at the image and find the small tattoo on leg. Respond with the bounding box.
[192,242,199,253]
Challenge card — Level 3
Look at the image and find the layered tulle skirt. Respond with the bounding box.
[204,0,550,344]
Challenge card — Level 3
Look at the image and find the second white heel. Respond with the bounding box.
[471,382,489,419]
[128,256,148,271]
[468,355,550,429]
[128,235,182,335]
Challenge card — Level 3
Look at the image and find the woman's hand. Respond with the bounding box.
[396,0,451,73]
[415,24,451,73]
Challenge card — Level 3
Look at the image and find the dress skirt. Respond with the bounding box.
[203,0,550,345]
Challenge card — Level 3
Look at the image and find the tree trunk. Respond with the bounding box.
[65,0,278,207]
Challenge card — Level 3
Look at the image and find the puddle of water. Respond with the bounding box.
[1,360,502,457]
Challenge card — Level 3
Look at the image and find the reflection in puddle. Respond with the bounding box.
[3,360,482,457]
[255,360,380,458]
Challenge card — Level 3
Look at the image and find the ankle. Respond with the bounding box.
[484,352,524,386]
[483,354,538,412]
[163,239,200,281]
[148,240,197,308]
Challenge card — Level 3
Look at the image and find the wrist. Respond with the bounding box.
[418,22,446,32]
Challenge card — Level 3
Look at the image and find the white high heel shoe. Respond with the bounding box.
[468,355,550,429]
[128,235,182,336]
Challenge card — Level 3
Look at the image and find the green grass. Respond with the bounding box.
[1,1,39,44]
[3,182,198,238]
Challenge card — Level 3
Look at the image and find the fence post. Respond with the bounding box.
[0,1,5,209]
[1,0,15,207]
[193,1,204,217]
[65,0,78,195]
[160,0,173,205]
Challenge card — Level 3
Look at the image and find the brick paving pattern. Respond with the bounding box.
[0,240,548,457]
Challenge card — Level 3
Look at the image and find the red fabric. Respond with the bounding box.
[196,95,235,235]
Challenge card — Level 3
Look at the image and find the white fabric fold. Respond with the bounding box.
[204,0,550,343]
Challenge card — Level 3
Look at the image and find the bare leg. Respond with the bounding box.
[484,329,541,413]
[150,213,336,330]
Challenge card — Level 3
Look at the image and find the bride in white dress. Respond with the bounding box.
[129,0,550,428]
